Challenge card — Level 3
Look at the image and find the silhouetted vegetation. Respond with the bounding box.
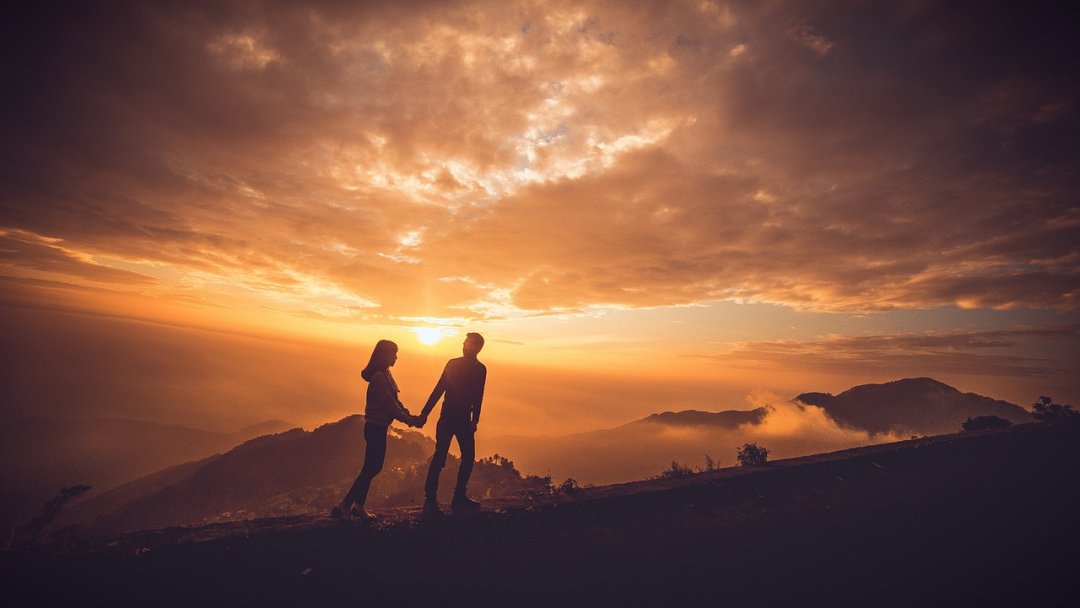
[650,454,721,480]
[961,415,1012,432]
[703,453,717,471]
[736,443,770,466]
[653,461,695,479]
[473,454,553,497]
[1031,396,1079,423]
[557,478,581,494]
[13,485,90,545]
[386,452,552,506]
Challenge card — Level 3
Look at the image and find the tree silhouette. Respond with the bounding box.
[736,443,770,466]
[1031,396,1079,423]
[703,453,717,471]
[557,478,581,494]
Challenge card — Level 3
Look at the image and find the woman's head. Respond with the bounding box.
[361,339,398,381]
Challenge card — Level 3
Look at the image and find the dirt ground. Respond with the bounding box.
[5,422,1079,606]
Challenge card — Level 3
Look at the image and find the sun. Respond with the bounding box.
[412,326,454,346]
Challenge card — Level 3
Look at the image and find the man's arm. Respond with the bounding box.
[420,366,448,419]
[471,366,487,426]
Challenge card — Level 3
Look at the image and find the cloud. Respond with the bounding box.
[701,326,1079,377]
[0,0,1077,325]
[0,229,157,286]
[790,24,836,56]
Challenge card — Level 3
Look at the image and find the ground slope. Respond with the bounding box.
[5,422,1078,607]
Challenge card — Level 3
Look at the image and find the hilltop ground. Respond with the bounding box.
[5,422,1078,606]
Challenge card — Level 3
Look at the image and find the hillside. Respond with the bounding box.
[0,417,293,528]
[6,421,1078,606]
[51,415,548,536]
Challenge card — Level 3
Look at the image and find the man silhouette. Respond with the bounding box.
[419,332,487,515]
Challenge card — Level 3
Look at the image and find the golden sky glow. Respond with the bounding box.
[1,1,1078,437]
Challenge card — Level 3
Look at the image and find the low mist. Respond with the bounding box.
[486,391,905,485]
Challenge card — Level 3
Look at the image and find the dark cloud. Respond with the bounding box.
[701,327,1080,378]
[0,230,157,285]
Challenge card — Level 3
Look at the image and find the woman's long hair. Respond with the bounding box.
[361,339,398,382]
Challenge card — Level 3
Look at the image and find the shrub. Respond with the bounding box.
[736,443,770,466]
[557,478,581,494]
[703,453,717,472]
[1031,396,1080,423]
[654,461,695,480]
[961,415,1012,432]
[521,474,555,497]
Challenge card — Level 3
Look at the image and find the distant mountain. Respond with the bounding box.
[485,407,775,485]
[57,415,547,536]
[795,377,1029,436]
[0,417,294,528]
[486,378,1029,485]
[637,409,767,428]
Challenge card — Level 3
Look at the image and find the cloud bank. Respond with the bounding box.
[2,0,1077,324]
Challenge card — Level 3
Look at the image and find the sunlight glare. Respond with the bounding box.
[412,326,455,346]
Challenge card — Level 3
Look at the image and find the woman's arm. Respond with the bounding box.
[375,372,413,423]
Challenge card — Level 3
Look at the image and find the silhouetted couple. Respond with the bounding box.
[333,332,487,521]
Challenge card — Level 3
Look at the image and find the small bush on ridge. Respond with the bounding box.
[736,443,770,466]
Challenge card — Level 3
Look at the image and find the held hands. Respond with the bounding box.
[404,414,469,431]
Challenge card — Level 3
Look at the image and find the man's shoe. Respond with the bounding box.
[452,495,481,513]
[422,500,444,517]
[331,505,352,522]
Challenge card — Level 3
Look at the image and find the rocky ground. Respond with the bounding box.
[4,422,1078,607]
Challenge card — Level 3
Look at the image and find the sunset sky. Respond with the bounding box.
[2,1,1077,437]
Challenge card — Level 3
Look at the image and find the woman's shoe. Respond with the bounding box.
[351,505,375,520]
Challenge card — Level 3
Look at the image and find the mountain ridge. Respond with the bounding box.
[54,415,548,536]
[795,376,1028,435]
[0,416,295,528]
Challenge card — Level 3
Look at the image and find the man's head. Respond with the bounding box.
[463,332,484,358]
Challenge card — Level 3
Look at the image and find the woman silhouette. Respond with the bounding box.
[333,339,419,520]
